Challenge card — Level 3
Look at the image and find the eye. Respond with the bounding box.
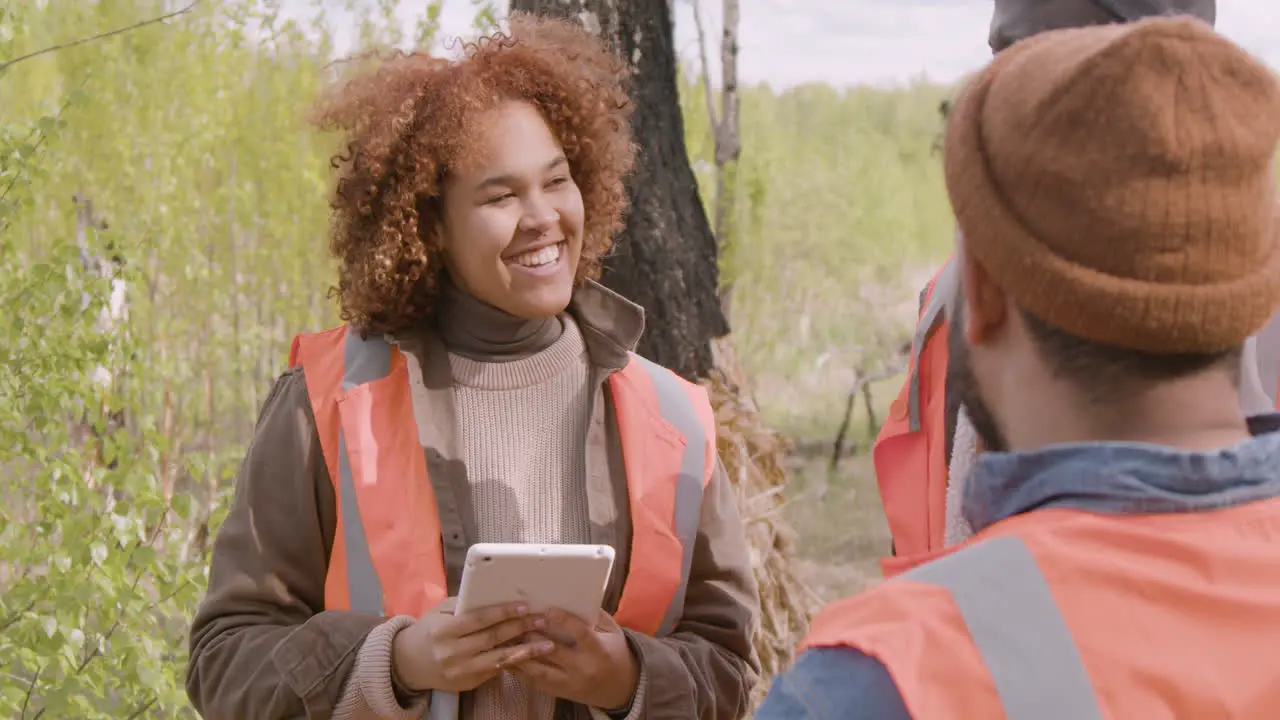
[547,176,570,188]
[485,192,515,205]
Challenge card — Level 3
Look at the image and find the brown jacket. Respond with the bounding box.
[185,282,762,720]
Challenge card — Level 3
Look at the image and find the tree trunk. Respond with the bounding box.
[510,0,728,381]
[691,0,742,322]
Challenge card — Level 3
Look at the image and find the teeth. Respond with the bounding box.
[512,243,561,268]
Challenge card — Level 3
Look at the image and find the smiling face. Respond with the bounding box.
[440,100,586,319]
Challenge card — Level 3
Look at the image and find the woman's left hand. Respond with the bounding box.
[509,608,639,711]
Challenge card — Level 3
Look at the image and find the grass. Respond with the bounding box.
[676,78,954,606]
[766,375,904,602]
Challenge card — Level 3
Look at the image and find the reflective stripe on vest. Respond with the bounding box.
[901,536,1103,720]
[610,352,714,636]
[336,331,398,614]
[905,256,956,433]
[1255,310,1280,407]
[289,324,715,635]
[873,257,956,575]
[801,503,1280,719]
[291,325,449,618]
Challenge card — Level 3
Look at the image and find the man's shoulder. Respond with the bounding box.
[755,647,910,720]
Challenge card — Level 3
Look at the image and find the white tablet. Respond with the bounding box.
[454,542,616,624]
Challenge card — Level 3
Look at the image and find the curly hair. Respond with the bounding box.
[310,12,636,335]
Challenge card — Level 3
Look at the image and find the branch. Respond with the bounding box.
[20,665,40,719]
[74,515,174,674]
[0,0,202,73]
[690,0,718,132]
[0,73,89,232]
[0,110,54,205]
[125,697,158,720]
[829,363,907,470]
[0,597,36,634]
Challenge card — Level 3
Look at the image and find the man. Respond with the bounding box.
[871,0,1251,578]
[759,16,1280,718]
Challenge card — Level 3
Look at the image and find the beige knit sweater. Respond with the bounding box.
[452,316,594,719]
[334,315,595,720]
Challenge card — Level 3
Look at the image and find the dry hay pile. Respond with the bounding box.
[705,338,821,708]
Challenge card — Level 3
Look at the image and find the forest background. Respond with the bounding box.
[4,0,1268,716]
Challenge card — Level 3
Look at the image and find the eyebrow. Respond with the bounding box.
[476,155,568,191]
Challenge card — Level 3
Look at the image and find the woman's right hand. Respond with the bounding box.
[391,598,554,693]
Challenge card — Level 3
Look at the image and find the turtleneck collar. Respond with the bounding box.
[436,276,563,362]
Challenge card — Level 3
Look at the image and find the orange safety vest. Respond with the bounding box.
[875,259,1280,580]
[873,256,956,578]
[799,500,1280,719]
[288,324,718,635]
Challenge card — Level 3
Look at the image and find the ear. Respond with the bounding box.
[959,248,1008,346]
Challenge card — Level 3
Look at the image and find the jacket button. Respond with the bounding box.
[889,399,908,421]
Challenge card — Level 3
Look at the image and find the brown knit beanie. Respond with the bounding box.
[944,16,1280,354]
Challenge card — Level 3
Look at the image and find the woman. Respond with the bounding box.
[184,13,760,720]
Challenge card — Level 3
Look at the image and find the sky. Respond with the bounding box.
[277,0,1279,90]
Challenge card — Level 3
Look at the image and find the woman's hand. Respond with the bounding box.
[509,609,640,711]
[392,598,555,693]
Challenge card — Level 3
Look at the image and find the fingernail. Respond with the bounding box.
[532,617,546,629]
[515,604,529,616]
[538,641,554,653]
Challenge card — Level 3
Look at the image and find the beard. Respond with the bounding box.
[946,292,1010,453]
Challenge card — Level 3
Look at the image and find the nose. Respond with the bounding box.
[517,193,558,234]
